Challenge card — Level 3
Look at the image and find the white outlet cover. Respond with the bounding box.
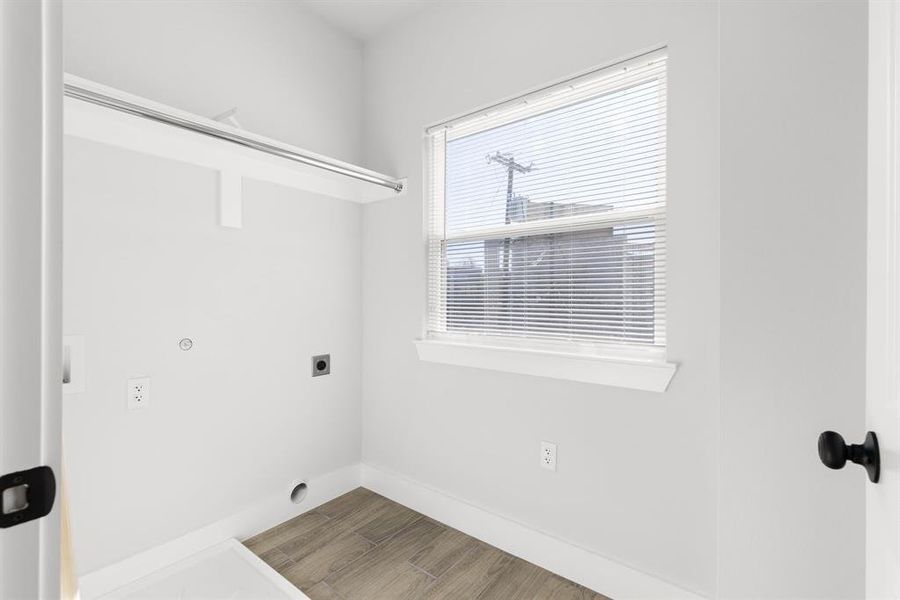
[541,441,557,471]
[127,377,150,410]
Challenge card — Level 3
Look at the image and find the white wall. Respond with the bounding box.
[61,0,870,595]
[361,1,868,598]
[718,2,867,597]
[63,0,363,163]
[62,1,367,575]
[361,3,720,596]
[63,138,362,575]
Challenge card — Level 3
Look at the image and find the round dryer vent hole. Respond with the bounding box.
[290,482,309,504]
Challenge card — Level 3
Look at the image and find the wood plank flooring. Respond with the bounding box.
[244,487,609,600]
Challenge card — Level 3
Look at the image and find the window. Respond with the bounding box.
[422,51,669,380]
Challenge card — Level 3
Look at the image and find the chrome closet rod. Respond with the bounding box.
[64,83,404,193]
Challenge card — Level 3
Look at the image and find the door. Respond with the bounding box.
[0,1,62,599]
[868,1,900,597]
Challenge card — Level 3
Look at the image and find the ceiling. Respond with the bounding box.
[296,0,439,42]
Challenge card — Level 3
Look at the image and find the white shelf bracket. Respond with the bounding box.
[219,170,242,229]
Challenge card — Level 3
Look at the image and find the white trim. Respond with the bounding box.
[77,463,361,600]
[0,1,62,597]
[427,330,667,361]
[425,45,667,135]
[867,1,900,597]
[443,205,664,243]
[424,55,669,360]
[63,75,406,206]
[97,539,309,600]
[361,463,704,600]
[414,338,677,391]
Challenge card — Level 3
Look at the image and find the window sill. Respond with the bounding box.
[413,339,677,392]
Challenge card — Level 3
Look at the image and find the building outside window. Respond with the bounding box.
[425,50,668,362]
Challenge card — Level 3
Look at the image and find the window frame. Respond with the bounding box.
[417,47,677,391]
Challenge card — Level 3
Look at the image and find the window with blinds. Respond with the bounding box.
[425,51,667,358]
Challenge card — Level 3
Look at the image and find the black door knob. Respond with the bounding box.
[817,430,880,483]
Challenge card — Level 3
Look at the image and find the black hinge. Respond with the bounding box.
[0,466,56,528]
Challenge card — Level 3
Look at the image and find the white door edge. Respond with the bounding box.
[0,0,62,598]
[867,1,900,597]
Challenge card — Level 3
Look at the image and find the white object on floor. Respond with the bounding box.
[98,539,308,600]
[78,464,359,599]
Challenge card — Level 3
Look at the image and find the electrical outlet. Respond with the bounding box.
[541,441,557,471]
[127,377,150,410]
[311,354,330,377]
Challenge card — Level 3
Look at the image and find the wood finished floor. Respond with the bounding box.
[244,487,609,600]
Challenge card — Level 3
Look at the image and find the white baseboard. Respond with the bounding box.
[78,463,361,600]
[79,462,704,600]
[361,463,705,600]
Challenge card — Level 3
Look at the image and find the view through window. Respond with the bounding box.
[426,52,667,355]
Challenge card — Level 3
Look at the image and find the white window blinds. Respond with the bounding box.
[425,50,667,356]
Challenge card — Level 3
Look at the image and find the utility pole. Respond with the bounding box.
[486,151,533,227]
[486,152,534,327]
